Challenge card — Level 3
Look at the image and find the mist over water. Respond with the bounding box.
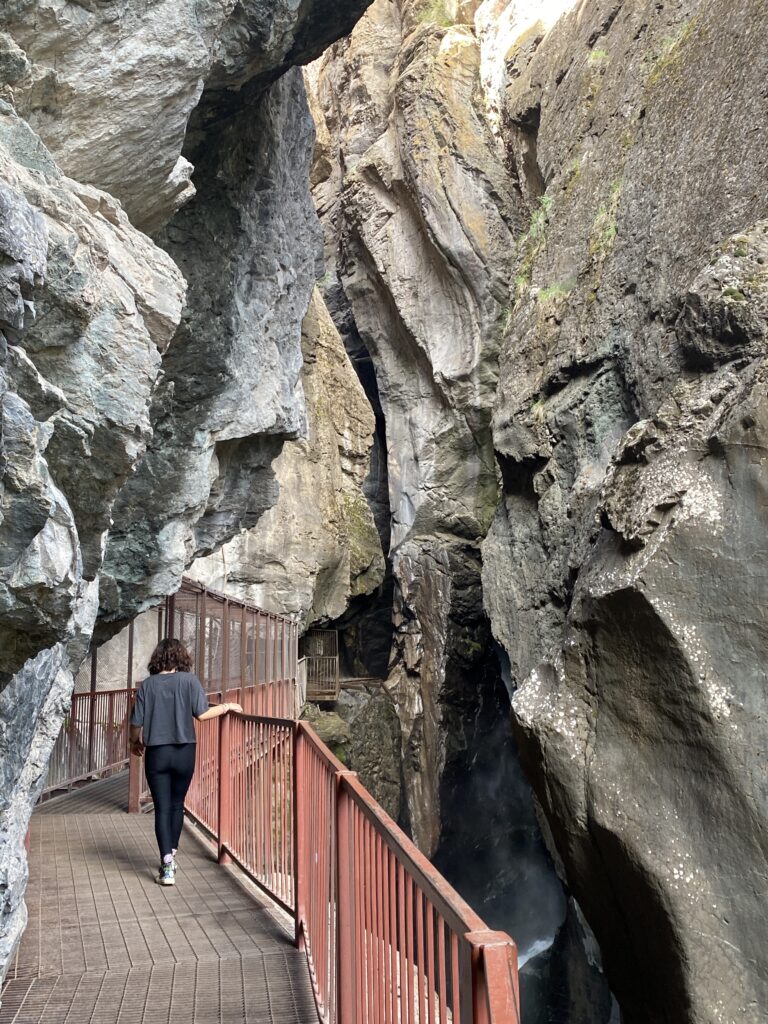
[433,646,616,1023]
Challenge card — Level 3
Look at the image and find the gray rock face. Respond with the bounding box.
[307,11,616,1017]
[1,1,374,232]
[308,0,520,854]
[302,688,402,821]
[0,102,182,976]
[479,2,768,1021]
[312,1,768,1021]
[0,105,184,677]
[0,0,375,985]
[191,287,384,626]
[96,67,319,630]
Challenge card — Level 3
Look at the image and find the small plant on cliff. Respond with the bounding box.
[417,0,454,28]
[537,277,576,304]
[514,195,556,300]
[530,194,554,240]
[586,178,623,303]
[564,157,582,197]
[588,178,622,259]
[647,17,700,87]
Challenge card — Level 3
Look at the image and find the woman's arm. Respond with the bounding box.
[129,725,144,756]
[196,701,243,721]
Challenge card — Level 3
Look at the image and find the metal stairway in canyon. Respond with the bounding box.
[0,581,519,1024]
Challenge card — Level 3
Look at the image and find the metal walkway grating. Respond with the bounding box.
[1,775,317,1023]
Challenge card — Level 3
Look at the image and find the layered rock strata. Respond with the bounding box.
[307,0,520,854]
[191,287,385,624]
[311,1,768,1022]
[305,9,613,1018]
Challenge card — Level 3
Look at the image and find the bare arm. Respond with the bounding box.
[196,701,243,721]
[130,725,144,756]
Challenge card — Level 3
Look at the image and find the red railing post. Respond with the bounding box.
[336,774,358,1024]
[126,620,134,687]
[222,599,230,691]
[107,691,115,768]
[294,724,306,950]
[218,713,231,865]
[128,750,142,814]
[198,588,207,688]
[466,930,521,1024]
[87,649,98,774]
[67,697,77,783]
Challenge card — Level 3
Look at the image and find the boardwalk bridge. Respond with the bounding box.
[1,580,520,1024]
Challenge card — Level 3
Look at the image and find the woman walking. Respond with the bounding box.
[129,638,241,885]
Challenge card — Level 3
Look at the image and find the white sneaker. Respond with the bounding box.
[157,862,176,886]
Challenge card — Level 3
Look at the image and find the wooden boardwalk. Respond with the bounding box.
[0,775,317,1024]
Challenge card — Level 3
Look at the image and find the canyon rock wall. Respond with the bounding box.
[191,286,385,624]
[306,7,610,1019]
[311,1,768,1022]
[0,0,373,980]
[308,0,520,855]
[0,99,184,972]
[479,1,768,1022]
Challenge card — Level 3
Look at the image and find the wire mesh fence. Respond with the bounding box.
[48,579,299,801]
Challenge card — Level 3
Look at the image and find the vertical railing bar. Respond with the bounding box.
[438,917,447,1024]
[198,589,207,688]
[354,806,365,1024]
[389,850,398,1024]
[240,604,247,705]
[294,726,304,948]
[127,620,134,689]
[376,833,385,1024]
[397,861,407,1024]
[368,819,376,1024]
[427,904,436,1024]
[451,933,460,1024]
[417,890,426,1024]
[222,599,230,693]
[383,843,392,1024]
[87,648,97,775]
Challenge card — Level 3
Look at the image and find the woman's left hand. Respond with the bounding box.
[227,703,244,714]
[130,739,145,757]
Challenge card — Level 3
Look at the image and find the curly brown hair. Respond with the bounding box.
[148,638,193,675]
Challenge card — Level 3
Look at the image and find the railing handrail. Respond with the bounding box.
[292,718,520,1024]
[340,764,487,938]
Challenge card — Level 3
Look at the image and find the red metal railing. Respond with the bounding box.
[42,687,135,797]
[128,678,300,812]
[186,712,520,1024]
[185,712,296,912]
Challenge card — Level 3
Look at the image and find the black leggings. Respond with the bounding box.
[145,743,196,860]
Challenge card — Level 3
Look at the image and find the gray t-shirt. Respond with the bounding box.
[130,672,208,745]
